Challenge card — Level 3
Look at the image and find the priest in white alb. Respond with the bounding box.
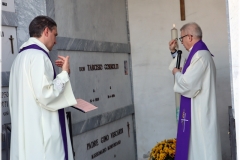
[168,22,222,160]
[9,16,76,160]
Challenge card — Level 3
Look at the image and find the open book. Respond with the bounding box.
[71,99,98,113]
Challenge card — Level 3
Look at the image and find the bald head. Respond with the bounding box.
[180,22,202,40]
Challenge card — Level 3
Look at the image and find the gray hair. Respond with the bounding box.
[180,22,202,39]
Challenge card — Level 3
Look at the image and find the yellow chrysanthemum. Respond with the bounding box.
[149,138,176,160]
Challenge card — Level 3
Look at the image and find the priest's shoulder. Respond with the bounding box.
[195,50,212,59]
[18,50,52,68]
[20,49,50,60]
[193,50,214,66]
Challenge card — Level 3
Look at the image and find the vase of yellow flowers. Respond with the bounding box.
[149,138,176,160]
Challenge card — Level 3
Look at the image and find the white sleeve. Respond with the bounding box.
[53,78,65,94]
[52,71,69,96]
[30,53,76,111]
[169,54,186,71]
[174,53,207,98]
[171,51,178,58]
[169,56,178,71]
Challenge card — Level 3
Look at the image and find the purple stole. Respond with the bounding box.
[175,40,210,160]
[19,44,68,160]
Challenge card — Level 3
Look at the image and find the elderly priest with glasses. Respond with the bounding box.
[168,22,222,160]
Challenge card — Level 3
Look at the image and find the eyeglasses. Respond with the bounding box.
[179,35,193,42]
[179,35,188,42]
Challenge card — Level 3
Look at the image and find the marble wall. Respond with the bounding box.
[54,0,128,43]
[14,0,46,48]
[2,0,137,159]
[128,0,231,159]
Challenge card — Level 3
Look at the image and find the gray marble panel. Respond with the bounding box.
[49,50,60,74]
[54,0,128,43]
[46,0,55,20]
[1,72,10,87]
[72,104,134,136]
[72,115,136,160]
[1,11,18,27]
[54,37,130,53]
[14,0,46,48]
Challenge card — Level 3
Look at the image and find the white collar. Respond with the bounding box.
[188,46,193,52]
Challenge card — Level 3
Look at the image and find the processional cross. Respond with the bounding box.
[180,0,185,21]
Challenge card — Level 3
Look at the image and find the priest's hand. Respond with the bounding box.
[55,57,64,67]
[58,55,70,74]
[169,39,177,53]
[172,67,182,75]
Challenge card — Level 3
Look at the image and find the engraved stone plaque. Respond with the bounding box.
[1,87,10,125]
[59,51,132,123]
[73,115,135,160]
